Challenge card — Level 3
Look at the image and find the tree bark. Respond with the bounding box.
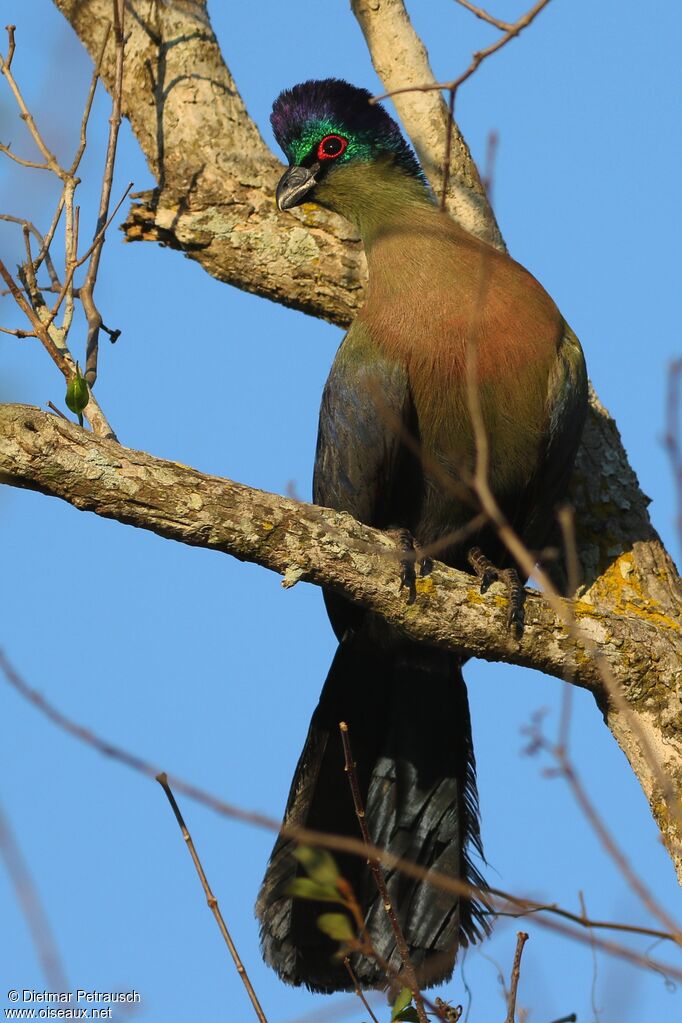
[6,0,678,880]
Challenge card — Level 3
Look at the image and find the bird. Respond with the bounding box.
[257,78,588,994]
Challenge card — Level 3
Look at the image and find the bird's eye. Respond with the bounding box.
[317,134,348,161]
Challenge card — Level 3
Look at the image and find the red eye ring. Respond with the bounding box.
[317,134,348,161]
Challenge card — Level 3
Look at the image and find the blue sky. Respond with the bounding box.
[1,2,681,1021]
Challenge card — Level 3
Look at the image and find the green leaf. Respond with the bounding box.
[391,987,413,1021]
[286,877,343,903]
[395,1008,419,1022]
[316,912,355,942]
[293,845,340,885]
[65,363,89,418]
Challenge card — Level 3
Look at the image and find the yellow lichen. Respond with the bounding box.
[587,552,680,631]
[415,576,435,596]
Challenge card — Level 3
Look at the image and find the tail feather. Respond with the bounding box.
[256,629,488,992]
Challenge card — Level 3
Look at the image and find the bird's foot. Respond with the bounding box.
[467,546,525,636]
[390,528,431,605]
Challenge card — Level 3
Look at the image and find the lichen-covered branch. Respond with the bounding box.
[1,402,681,882]
[0,403,675,693]
[54,0,366,325]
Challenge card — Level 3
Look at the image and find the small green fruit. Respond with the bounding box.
[65,364,89,424]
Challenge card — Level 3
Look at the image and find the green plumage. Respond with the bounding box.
[259,78,588,994]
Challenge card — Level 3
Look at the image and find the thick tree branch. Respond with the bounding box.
[0,404,667,691]
[2,402,682,882]
[54,0,366,325]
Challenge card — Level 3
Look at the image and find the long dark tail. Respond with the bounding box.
[256,630,488,992]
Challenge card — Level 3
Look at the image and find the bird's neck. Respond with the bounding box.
[316,158,435,248]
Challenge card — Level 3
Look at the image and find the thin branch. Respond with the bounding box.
[452,0,512,31]
[156,773,269,1023]
[0,144,50,171]
[82,0,125,387]
[343,958,381,1023]
[528,721,682,943]
[0,214,61,290]
[46,401,69,421]
[0,324,36,338]
[21,224,40,302]
[372,0,553,204]
[339,721,428,1023]
[487,889,673,945]
[44,181,133,331]
[5,23,16,69]
[33,195,66,279]
[68,24,111,177]
[375,0,553,101]
[0,258,70,375]
[504,932,529,1023]
[446,0,553,96]
[0,27,65,178]
[0,799,68,992]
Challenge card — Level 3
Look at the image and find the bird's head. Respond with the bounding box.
[271,79,427,224]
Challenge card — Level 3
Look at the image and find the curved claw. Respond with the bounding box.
[468,546,525,637]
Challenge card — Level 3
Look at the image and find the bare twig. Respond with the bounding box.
[446,0,552,95]
[5,23,16,68]
[69,25,111,177]
[44,181,133,331]
[46,401,69,421]
[33,196,65,279]
[375,0,553,102]
[373,0,553,204]
[526,716,682,943]
[156,773,269,1023]
[0,324,36,338]
[343,958,381,1023]
[0,27,64,177]
[0,258,70,376]
[339,721,428,1023]
[21,223,39,301]
[0,144,50,171]
[0,26,118,438]
[452,1,511,31]
[82,0,125,386]
[0,799,68,992]
[504,932,529,1023]
[0,214,60,289]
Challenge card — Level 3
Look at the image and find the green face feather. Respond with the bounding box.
[287,118,373,167]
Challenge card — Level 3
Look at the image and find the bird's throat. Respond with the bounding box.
[313,157,434,248]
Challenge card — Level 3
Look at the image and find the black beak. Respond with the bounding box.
[276,163,319,211]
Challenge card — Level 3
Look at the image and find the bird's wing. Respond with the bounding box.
[519,321,588,551]
[313,319,412,526]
